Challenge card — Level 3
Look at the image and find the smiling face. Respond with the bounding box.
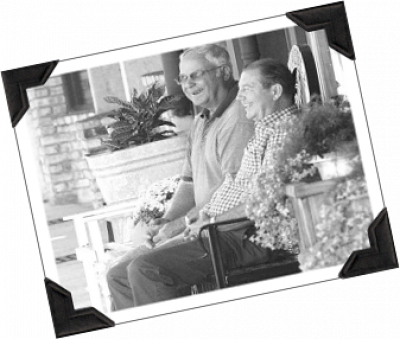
[237,69,276,121]
[179,55,226,111]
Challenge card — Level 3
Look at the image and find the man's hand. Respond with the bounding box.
[144,218,169,249]
[183,210,211,241]
[184,207,200,225]
[150,227,170,247]
[183,219,202,241]
[145,217,186,248]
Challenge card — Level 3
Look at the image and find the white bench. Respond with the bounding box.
[64,200,140,313]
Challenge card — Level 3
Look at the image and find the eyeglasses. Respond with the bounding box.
[175,66,224,85]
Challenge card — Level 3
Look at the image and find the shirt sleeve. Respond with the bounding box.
[202,173,248,216]
[217,102,254,177]
[261,121,287,168]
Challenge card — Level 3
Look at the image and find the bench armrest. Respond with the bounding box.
[197,217,253,288]
[198,217,253,235]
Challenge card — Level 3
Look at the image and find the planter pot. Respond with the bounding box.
[86,135,187,205]
[309,152,354,180]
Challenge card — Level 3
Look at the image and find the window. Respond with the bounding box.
[62,71,94,113]
[141,71,165,87]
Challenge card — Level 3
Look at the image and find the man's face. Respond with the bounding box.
[179,55,224,110]
[237,69,275,121]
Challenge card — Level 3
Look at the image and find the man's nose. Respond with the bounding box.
[184,80,196,89]
[236,91,244,102]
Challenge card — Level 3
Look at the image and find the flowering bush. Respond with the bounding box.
[301,95,357,157]
[244,97,370,270]
[246,148,317,251]
[298,176,372,270]
[132,175,181,226]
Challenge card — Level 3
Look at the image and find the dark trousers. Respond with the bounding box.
[106,228,273,309]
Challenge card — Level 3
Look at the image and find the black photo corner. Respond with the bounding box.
[45,278,115,338]
[1,1,398,337]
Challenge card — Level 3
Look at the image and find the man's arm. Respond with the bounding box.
[163,122,196,222]
[163,180,196,221]
[143,179,196,247]
[185,203,249,239]
[214,203,247,222]
[147,123,197,246]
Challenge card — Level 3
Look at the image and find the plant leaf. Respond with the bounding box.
[104,96,132,109]
[158,94,188,111]
[110,130,134,142]
[152,131,177,141]
[152,119,175,128]
[130,97,142,112]
[109,121,134,129]
[102,140,122,150]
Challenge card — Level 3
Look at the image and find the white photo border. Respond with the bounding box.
[11,7,387,329]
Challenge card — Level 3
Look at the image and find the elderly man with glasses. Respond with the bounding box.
[107,44,254,309]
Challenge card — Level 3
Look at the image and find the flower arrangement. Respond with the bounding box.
[300,95,357,157]
[245,97,368,258]
[298,175,372,270]
[246,145,317,251]
[131,175,181,226]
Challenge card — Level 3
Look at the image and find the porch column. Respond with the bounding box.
[238,36,260,67]
[161,50,184,96]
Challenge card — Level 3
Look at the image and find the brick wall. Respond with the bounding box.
[25,55,170,208]
[26,75,104,206]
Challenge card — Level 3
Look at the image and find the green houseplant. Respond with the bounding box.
[101,82,191,150]
[85,84,192,206]
[301,95,356,157]
[302,96,359,180]
[276,95,360,180]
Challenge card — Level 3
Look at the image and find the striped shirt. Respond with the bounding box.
[202,104,298,216]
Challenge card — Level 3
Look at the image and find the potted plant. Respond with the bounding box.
[85,83,193,205]
[300,95,358,180]
[132,175,181,225]
[104,175,181,250]
[101,83,191,150]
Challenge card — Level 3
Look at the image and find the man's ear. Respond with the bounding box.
[271,83,283,100]
[220,65,231,81]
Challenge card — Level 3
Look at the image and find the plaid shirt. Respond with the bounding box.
[202,105,298,217]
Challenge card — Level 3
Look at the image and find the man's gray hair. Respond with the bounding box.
[180,44,233,75]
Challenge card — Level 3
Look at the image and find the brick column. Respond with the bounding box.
[27,76,101,206]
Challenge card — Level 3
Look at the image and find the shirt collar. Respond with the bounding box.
[256,104,298,127]
[199,81,238,120]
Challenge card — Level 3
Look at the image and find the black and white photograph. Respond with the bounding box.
[14,14,386,326]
